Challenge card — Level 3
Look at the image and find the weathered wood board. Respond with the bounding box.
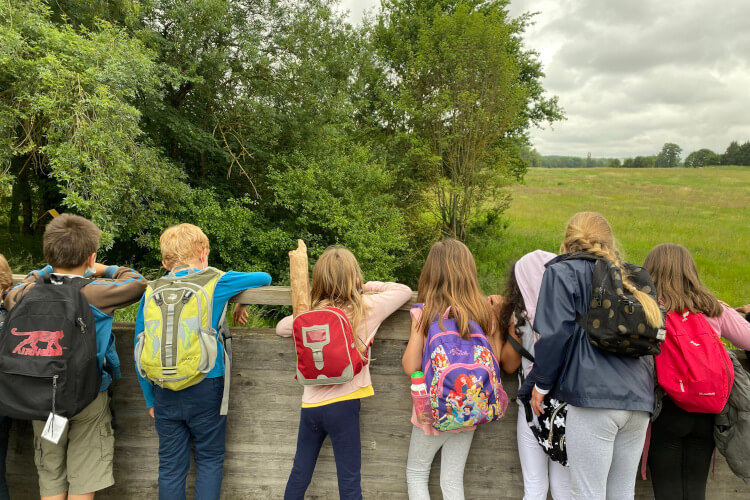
[3,282,749,498]
[6,314,750,499]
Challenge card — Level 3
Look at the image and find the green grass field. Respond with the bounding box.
[472,167,750,307]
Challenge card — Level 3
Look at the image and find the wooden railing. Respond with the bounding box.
[5,278,749,499]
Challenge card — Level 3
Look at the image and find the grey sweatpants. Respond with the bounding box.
[405,426,475,500]
[565,405,649,500]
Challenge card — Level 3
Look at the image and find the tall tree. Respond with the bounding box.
[1,0,186,244]
[684,148,720,168]
[655,143,682,168]
[373,0,562,240]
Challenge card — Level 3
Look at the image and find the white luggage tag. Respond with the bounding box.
[41,413,68,444]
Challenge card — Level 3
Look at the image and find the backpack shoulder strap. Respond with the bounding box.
[507,334,534,363]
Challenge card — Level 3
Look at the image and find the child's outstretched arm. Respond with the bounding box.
[402,308,425,376]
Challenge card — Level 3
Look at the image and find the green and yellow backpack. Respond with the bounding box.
[135,267,232,413]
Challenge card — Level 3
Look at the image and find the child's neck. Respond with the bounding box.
[52,264,87,276]
[169,259,206,273]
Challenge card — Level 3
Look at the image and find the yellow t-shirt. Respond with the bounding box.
[301,385,374,408]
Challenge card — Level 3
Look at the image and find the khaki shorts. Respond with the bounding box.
[32,391,115,496]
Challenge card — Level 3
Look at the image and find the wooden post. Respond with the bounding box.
[289,239,311,317]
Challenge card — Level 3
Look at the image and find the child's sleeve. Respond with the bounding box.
[707,303,750,350]
[3,266,50,310]
[85,267,147,316]
[361,282,413,342]
[134,295,155,408]
[212,271,272,308]
[276,315,293,337]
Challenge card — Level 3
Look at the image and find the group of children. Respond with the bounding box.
[0,211,748,500]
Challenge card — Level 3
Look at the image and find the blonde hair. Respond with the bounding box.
[0,254,12,292]
[160,223,210,270]
[417,239,492,339]
[310,246,368,354]
[643,243,722,317]
[561,212,663,328]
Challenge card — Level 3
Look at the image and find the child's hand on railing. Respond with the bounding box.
[233,304,249,326]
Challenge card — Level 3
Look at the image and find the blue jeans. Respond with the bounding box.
[153,377,227,500]
[0,416,9,500]
[284,399,362,500]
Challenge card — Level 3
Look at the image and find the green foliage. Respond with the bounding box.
[655,142,683,168]
[1,0,188,246]
[2,0,561,287]
[373,0,562,240]
[685,148,721,168]
[269,145,408,280]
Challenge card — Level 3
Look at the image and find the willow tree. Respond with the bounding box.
[374,0,562,240]
[0,0,186,245]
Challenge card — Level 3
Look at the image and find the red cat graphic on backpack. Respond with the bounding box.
[11,328,64,357]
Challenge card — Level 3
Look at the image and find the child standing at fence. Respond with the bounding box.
[3,215,148,500]
[643,243,750,500]
[401,239,511,500]
[275,246,412,500]
[499,250,570,500]
[134,223,272,500]
[520,212,662,500]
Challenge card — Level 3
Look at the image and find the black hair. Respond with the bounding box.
[498,263,528,337]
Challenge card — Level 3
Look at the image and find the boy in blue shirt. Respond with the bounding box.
[134,223,271,500]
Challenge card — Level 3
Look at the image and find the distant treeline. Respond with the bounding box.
[526,140,750,168]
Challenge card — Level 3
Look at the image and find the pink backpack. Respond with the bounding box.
[292,307,368,386]
[655,310,734,413]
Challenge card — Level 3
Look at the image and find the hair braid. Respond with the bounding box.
[563,213,664,328]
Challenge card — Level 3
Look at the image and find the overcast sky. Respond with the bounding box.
[338,0,750,158]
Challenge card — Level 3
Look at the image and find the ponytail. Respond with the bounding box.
[562,212,664,329]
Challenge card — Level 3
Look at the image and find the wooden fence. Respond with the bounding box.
[4,283,749,499]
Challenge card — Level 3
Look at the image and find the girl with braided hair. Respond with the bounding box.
[518,212,661,500]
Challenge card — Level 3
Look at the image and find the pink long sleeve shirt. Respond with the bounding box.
[276,281,413,406]
[705,303,750,350]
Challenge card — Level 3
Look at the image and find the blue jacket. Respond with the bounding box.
[135,268,272,407]
[518,256,654,413]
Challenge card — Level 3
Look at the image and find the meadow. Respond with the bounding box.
[473,166,750,307]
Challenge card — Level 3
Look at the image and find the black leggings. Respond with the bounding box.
[648,396,715,500]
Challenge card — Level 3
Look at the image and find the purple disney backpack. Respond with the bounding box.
[416,304,509,431]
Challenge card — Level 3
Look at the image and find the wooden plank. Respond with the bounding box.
[10,275,418,310]
[6,324,749,499]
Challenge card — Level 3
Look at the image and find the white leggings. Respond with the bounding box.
[516,405,571,500]
[565,405,649,500]
[405,426,475,500]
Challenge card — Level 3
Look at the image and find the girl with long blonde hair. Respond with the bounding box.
[276,246,412,500]
[643,243,750,500]
[401,239,517,500]
[519,212,660,500]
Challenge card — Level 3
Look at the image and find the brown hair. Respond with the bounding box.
[160,224,210,270]
[643,243,722,317]
[417,239,492,339]
[310,246,369,355]
[0,254,12,292]
[43,214,101,268]
[561,212,663,328]
[498,264,525,339]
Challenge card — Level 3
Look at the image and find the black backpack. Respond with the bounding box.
[0,276,101,420]
[563,252,666,358]
[508,335,569,466]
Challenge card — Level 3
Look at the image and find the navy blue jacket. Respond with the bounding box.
[518,256,654,413]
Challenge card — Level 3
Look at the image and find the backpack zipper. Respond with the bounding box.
[52,374,58,415]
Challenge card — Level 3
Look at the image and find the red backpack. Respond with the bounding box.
[655,310,734,413]
[292,307,368,386]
